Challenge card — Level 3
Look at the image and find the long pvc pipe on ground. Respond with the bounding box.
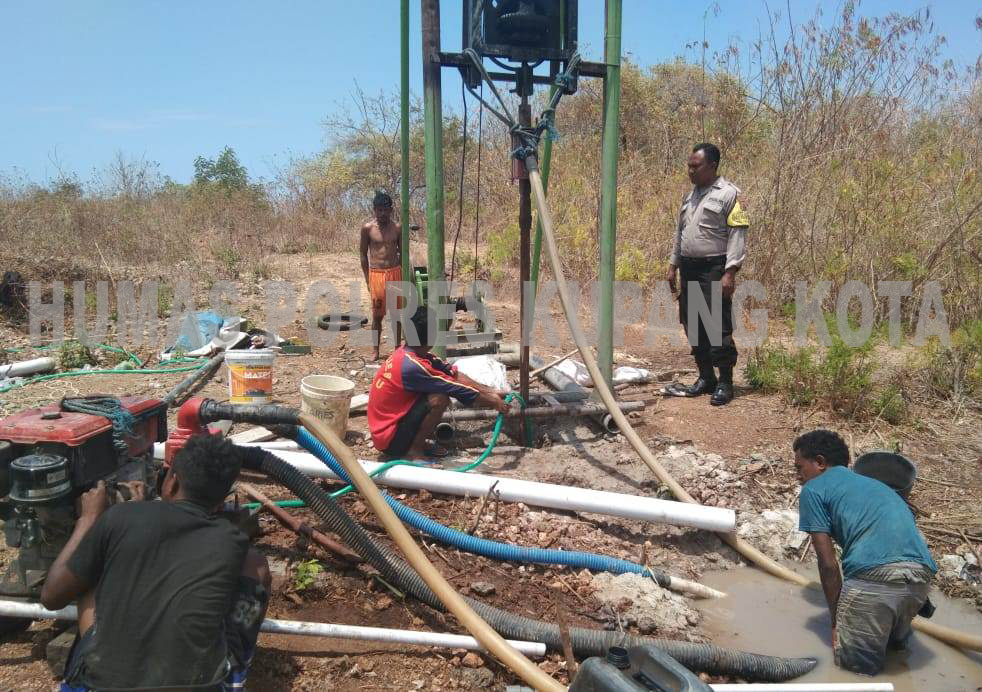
[711,685,894,692]
[152,443,734,531]
[0,600,545,657]
[298,413,565,692]
[154,440,729,532]
[235,448,735,532]
[526,160,982,654]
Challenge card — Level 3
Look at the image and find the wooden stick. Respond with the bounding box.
[958,528,982,569]
[920,475,979,489]
[922,526,982,541]
[555,574,590,607]
[530,349,580,379]
[554,596,577,677]
[238,483,362,563]
[466,480,499,535]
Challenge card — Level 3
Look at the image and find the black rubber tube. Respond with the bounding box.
[163,352,225,407]
[239,447,817,681]
[199,401,300,427]
[317,313,368,331]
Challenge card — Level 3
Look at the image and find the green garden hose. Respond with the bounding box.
[243,393,528,509]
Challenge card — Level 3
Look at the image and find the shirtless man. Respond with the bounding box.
[360,191,402,360]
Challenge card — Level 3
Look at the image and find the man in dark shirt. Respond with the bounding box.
[41,434,271,691]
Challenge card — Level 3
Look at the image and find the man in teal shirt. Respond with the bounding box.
[794,429,937,675]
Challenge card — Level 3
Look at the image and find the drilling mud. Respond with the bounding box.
[696,567,982,691]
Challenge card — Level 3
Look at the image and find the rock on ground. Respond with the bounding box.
[590,572,699,633]
[736,509,809,562]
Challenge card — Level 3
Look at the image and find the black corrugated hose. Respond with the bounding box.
[239,446,817,682]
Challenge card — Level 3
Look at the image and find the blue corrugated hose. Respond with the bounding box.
[295,427,668,584]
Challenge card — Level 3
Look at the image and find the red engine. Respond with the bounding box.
[0,396,167,598]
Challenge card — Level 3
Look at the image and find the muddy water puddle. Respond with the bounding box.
[696,567,982,691]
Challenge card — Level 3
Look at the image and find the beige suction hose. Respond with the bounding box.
[298,414,565,691]
[526,163,982,654]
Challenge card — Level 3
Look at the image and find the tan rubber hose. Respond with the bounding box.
[298,414,565,692]
[526,165,982,654]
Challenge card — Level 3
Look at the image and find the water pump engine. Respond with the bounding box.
[0,396,167,598]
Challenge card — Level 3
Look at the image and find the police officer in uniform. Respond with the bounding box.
[666,143,749,406]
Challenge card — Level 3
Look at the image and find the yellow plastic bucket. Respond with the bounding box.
[300,375,355,437]
[225,349,275,404]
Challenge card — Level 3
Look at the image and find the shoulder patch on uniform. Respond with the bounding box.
[727,200,750,228]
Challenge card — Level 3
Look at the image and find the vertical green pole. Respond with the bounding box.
[400,0,411,287]
[597,0,621,388]
[421,0,446,355]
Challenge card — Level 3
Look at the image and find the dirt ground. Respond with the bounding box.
[0,249,979,690]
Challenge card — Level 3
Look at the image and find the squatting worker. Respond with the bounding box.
[360,190,403,361]
[368,305,510,461]
[666,142,749,406]
[42,434,271,691]
[793,430,937,676]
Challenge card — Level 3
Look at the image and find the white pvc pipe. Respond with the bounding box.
[0,356,56,379]
[261,618,545,656]
[260,448,734,531]
[711,685,894,691]
[667,576,726,599]
[153,443,735,530]
[0,600,545,657]
[240,440,301,450]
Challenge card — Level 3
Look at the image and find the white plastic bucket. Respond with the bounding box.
[300,375,355,437]
[225,349,276,404]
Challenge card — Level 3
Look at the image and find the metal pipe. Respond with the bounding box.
[518,99,533,443]
[443,400,642,421]
[238,482,362,563]
[0,600,547,658]
[400,0,411,291]
[434,421,455,442]
[597,0,623,389]
[422,0,447,356]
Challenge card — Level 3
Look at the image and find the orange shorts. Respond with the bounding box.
[369,266,402,319]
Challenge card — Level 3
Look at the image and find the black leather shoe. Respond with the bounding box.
[710,380,734,406]
[685,376,718,396]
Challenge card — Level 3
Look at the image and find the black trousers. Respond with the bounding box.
[678,255,737,368]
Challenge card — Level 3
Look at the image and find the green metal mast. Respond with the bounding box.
[597,0,622,387]
[421,0,446,355]
[400,0,411,288]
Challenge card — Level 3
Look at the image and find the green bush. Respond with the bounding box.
[486,222,519,269]
[59,340,97,370]
[871,384,907,424]
[745,313,882,418]
[918,319,982,400]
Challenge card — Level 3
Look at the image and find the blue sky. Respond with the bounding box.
[2,1,978,186]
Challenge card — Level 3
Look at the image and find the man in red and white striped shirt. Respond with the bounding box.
[368,306,510,460]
